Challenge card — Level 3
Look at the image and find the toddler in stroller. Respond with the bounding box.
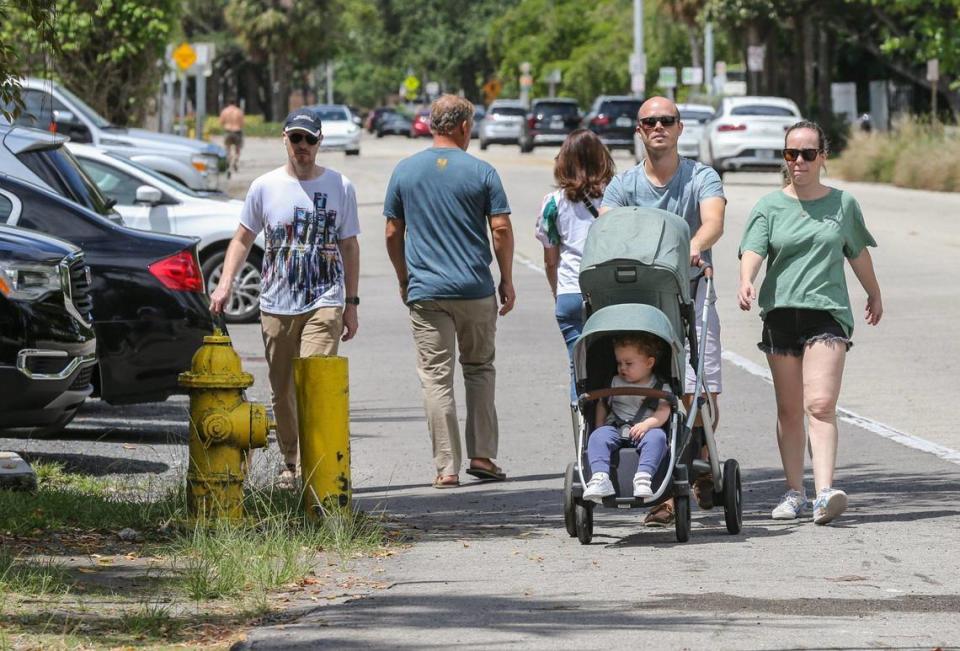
[561,206,742,544]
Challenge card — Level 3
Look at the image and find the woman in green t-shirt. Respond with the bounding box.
[737,120,883,526]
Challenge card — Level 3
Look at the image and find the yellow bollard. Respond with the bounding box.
[294,355,351,518]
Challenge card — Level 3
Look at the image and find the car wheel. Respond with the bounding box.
[346,149,360,156]
[520,139,533,154]
[376,131,384,138]
[480,140,488,151]
[202,248,262,324]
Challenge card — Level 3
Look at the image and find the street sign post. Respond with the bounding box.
[927,58,940,120]
[403,75,420,101]
[658,67,677,88]
[519,62,533,107]
[172,42,197,71]
[546,69,562,98]
[682,67,703,86]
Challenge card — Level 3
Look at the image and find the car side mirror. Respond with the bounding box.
[352,115,362,126]
[135,185,163,205]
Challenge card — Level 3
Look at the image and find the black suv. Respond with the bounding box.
[519,98,581,153]
[583,96,644,153]
[0,224,96,432]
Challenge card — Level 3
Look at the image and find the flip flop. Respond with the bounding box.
[432,475,460,489]
[465,465,507,482]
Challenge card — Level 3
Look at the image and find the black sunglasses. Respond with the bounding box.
[639,115,679,129]
[783,148,821,162]
[288,132,319,146]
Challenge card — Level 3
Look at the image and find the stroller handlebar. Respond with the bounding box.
[689,260,714,282]
[579,387,678,409]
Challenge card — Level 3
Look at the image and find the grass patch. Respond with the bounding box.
[833,116,960,191]
[0,463,389,649]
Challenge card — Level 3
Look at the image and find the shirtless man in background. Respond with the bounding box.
[219,100,245,174]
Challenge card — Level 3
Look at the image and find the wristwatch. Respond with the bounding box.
[345,296,360,305]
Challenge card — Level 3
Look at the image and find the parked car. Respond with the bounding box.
[0,224,96,432]
[67,143,263,323]
[305,104,361,156]
[0,173,216,405]
[410,110,431,138]
[478,100,526,150]
[376,113,413,138]
[471,107,486,139]
[583,95,644,153]
[698,96,802,175]
[5,78,228,192]
[634,102,716,163]
[519,98,581,153]
[365,106,397,133]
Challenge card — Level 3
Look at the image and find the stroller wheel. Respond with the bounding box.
[674,494,691,543]
[575,501,593,545]
[563,463,577,537]
[722,458,743,534]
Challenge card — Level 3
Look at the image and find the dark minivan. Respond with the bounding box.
[0,224,97,432]
[519,98,581,153]
[583,96,644,153]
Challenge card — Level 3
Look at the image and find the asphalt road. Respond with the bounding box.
[5,133,959,649]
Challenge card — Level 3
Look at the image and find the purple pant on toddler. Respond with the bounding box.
[587,425,668,476]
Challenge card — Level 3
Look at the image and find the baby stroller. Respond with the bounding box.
[561,206,743,544]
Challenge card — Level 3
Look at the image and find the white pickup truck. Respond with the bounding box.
[8,78,227,192]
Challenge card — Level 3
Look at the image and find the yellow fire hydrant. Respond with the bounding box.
[178,329,270,520]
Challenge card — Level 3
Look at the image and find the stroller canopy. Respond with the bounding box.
[579,206,692,313]
[573,303,686,389]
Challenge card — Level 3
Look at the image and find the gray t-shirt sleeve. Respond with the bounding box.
[383,167,404,220]
[601,173,626,208]
[239,178,264,234]
[696,165,725,201]
[485,165,511,215]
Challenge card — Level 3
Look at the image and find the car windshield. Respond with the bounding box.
[601,101,643,118]
[106,152,203,198]
[535,102,578,117]
[680,109,714,123]
[490,107,525,117]
[730,105,797,117]
[55,84,114,129]
[312,107,351,122]
[17,144,114,215]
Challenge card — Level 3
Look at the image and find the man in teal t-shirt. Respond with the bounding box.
[384,95,515,489]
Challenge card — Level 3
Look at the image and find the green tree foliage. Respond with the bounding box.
[0,0,58,121]
[488,0,692,107]
[0,0,179,126]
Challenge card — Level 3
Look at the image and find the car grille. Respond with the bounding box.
[69,364,94,390]
[67,256,94,321]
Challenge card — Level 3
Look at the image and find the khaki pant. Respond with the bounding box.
[261,306,343,466]
[409,296,498,477]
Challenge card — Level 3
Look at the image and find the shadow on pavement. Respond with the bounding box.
[16,451,170,476]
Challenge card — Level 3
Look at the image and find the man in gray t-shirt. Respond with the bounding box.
[384,95,515,489]
[601,96,726,521]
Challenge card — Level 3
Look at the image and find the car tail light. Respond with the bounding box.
[592,115,610,127]
[717,123,747,132]
[148,249,203,292]
[527,116,536,129]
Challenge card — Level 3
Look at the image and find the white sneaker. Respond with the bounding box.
[582,472,615,503]
[813,488,848,525]
[633,472,653,498]
[772,489,807,520]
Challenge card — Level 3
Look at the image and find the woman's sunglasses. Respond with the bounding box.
[783,148,821,162]
[639,115,679,129]
[288,132,320,146]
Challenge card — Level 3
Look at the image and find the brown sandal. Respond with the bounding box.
[643,501,675,527]
[432,475,460,489]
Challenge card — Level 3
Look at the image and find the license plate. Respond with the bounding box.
[550,119,563,129]
[757,149,774,160]
[616,117,633,127]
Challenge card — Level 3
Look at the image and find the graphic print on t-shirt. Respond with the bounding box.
[261,191,341,311]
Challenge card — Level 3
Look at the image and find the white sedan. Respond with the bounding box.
[635,102,716,163]
[698,96,802,175]
[307,104,361,156]
[67,143,264,323]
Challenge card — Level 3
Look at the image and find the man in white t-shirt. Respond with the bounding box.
[210,108,361,488]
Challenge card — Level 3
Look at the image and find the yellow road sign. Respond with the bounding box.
[404,75,420,92]
[173,43,197,71]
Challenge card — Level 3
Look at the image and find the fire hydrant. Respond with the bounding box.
[178,329,270,520]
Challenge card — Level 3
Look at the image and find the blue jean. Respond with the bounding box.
[587,425,668,476]
[554,292,583,402]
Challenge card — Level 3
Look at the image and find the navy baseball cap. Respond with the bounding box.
[283,108,322,136]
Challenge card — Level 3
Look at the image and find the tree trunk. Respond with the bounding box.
[802,13,815,111]
[687,26,701,70]
[817,27,832,130]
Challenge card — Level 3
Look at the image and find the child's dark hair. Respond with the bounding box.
[554,128,616,203]
[612,332,668,360]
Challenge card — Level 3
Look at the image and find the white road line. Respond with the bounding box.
[517,252,960,467]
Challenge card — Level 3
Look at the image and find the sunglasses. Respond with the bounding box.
[782,148,821,162]
[639,115,679,129]
[287,132,319,146]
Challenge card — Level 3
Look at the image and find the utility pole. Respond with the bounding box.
[705,22,714,97]
[631,0,645,98]
[326,60,334,104]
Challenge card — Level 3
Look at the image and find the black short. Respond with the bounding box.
[759,308,851,357]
